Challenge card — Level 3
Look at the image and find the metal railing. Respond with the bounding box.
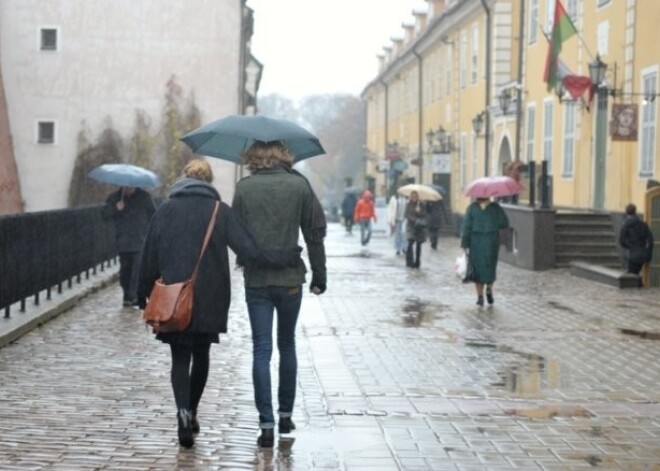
[0,204,117,317]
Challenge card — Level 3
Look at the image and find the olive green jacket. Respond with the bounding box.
[232,167,327,288]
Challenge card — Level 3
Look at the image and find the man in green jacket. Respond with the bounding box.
[232,141,327,448]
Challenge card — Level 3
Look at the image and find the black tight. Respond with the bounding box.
[406,239,422,267]
[169,343,211,412]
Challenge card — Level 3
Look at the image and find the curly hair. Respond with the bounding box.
[242,141,294,173]
[183,158,213,183]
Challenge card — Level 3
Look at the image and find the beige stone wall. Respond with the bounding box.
[0,0,243,212]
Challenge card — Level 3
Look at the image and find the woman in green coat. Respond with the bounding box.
[460,198,509,306]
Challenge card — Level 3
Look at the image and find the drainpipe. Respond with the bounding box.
[379,78,389,194]
[480,0,491,176]
[413,47,424,184]
[514,0,525,163]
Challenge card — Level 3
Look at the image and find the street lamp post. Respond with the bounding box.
[589,54,608,210]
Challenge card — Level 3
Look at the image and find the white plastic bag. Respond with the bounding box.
[455,253,467,280]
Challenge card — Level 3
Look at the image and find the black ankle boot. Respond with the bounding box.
[476,295,484,307]
[177,409,194,448]
[278,417,296,434]
[191,411,200,434]
[486,288,494,305]
[257,428,274,448]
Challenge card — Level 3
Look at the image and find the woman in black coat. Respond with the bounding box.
[137,159,299,448]
[618,203,654,278]
[404,191,428,268]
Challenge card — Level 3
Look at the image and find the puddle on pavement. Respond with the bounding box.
[505,405,593,419]
[547,300,579,314]
[488,346,563,396]
[399,298,448,327]
[619,328,660,341]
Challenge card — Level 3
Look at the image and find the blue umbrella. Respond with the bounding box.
[88,163,161,188]
[425,183,447,196]
[181,114,325,163]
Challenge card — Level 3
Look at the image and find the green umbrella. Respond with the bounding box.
[181,114,325,163]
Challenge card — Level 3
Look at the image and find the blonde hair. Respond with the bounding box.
[242,141,294,173]
[183,159,213,182]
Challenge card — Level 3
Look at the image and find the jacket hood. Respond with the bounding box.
[362,190,373,200]
[169,177,220,200]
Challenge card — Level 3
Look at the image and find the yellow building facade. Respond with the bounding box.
[363,0,660,219]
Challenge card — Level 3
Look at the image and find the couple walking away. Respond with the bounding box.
[138,149,327,449]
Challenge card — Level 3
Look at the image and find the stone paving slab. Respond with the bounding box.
[0,224,659,469]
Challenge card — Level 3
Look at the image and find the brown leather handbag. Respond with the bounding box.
[143,202,219,333]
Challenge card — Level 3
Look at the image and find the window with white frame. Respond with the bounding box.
[526,105,536,162]
[40,27,58,51]
[543,100,554,174]
[459,30,467,89]
[545,0,555,34]
[471,23,479,85]
[529,0,539,44]
[438,57,444,99]
[566,0,578,20]
[640,71,657,177]
[38,121,55,144]
[460,133,467,189]
[472,133,478,179]
[445,46,452,95]
[562,103,576,177]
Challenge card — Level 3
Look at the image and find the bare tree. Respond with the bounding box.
[68,118,125,207]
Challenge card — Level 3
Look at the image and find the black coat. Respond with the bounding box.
[137,178,300,336]
[618,215,654,263]
[102,188,156,252]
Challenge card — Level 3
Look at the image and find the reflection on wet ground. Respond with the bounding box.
[400,297,442,327]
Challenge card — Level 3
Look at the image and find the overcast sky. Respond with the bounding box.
[246,0,427,101]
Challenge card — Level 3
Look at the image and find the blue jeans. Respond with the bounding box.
[359,220,372,246]
[245,286,303,429]
[393,220,406,253]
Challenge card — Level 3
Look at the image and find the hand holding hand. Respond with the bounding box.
[310,274,326,295]
[116,200,125,211]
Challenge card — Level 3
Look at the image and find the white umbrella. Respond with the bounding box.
[397,183,442,201]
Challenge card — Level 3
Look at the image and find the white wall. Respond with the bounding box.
[1,0,242,211]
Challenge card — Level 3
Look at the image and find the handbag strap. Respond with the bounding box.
[190,201,220,283]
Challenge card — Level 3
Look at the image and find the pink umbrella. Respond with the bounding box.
[464,176,525,198]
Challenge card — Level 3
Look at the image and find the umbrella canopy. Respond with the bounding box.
[88,163,161,188]
[464,176,524,198]
[397,183,443,201]
[181,114,325,163]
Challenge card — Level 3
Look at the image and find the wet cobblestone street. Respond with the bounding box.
[1,223,659,470]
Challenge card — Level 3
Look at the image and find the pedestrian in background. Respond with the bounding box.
[388,192,408,255]
[618,203,654,284]
[460,197,509,306]
[341,191,358,235]
[102,185,156,307]
[405,191,427,268]
[425,199,443,250]
[232,141,327,448]
[138,159,300,449]
[354,190,377,247]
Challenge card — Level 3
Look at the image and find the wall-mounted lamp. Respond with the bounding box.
[472,112,486,135]
[426,126,453,153]
[499,89,512,114]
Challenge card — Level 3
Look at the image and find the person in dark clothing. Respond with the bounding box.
[425,200,443,250]
[232,141,327,449]
[618,203,654,281]
[405,191,428,268]
[341,191,358,235]
[102,186,156,306]
[137,159,300,449]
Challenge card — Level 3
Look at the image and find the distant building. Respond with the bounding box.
[0,0,254,212]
